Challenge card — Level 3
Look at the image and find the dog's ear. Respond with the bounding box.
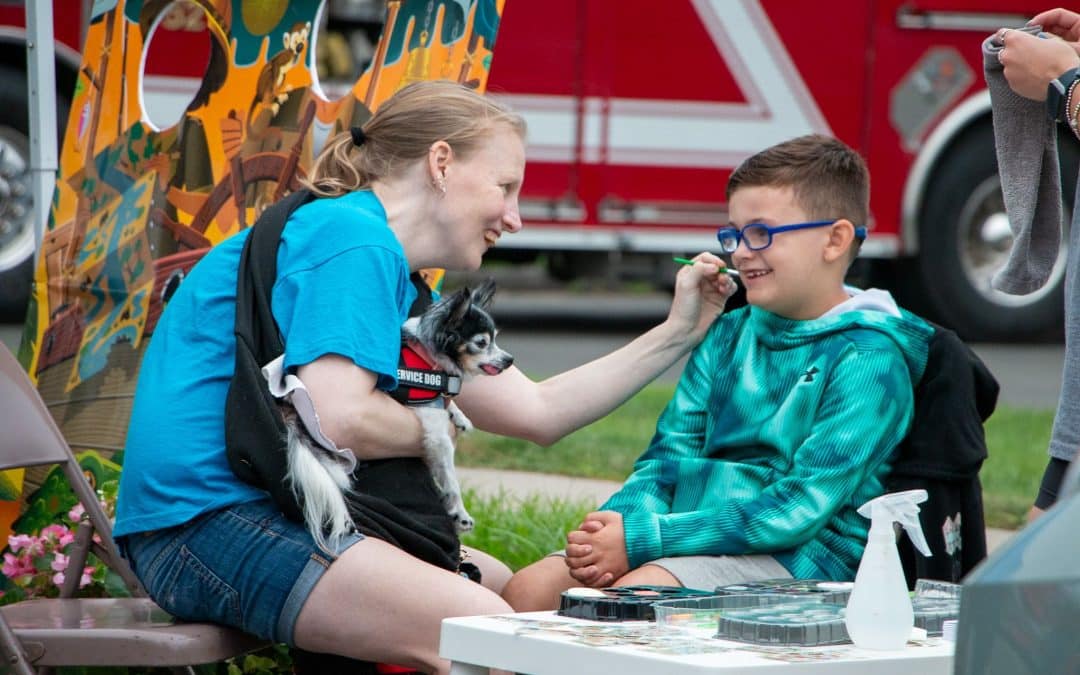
[446,287,473,325]
[423,287,471,333]
[470,278,497,310]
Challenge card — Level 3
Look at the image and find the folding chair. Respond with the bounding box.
[0,343,266,674]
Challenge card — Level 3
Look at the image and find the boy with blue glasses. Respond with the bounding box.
[503,134,934,609]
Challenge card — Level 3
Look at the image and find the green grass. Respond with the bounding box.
[981,406,1054,529]
[460,490,593,571]
[457,382,1055,531]
[456,385,673,480]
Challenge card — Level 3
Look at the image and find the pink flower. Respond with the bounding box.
[79,566,94,588]
[7,534,43,556]
[52,571,65,587]
[50,552,69,573]
[2,552,35,579]
[40,524,75,548]
[68,504,85,522]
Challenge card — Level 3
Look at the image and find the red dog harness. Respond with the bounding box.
[389,340,461,407]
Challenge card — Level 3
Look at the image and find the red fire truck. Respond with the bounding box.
[0,0,1073,340]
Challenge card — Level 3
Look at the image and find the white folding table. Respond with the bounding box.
[440,611,954,675]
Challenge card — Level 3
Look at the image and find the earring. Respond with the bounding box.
[436,177,447,195]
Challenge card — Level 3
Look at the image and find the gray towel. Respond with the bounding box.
[982,33,1063,294]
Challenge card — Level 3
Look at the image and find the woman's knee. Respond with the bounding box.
[294,538,508,661]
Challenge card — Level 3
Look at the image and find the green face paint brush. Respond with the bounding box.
[672,257,740,276]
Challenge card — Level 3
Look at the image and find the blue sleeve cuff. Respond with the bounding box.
[622,511,663,568]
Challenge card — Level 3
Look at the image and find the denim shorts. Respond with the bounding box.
[119,498,363,645]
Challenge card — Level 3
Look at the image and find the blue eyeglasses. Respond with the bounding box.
[716,220,867,253]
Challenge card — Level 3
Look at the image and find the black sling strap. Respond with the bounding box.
[224,189,318,523]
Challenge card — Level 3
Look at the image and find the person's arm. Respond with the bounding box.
[597,320,722,515]
[561,328,722,586]
[1031,456,1072,518]
[272,233,429,461]
[454,252,735,445]
[618,346,916,567]
[296,355,428,460]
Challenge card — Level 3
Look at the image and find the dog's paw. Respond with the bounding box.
[443,494,474,532]
[449,408,473,433]
[446,402,472,433]
[451,510,475,533]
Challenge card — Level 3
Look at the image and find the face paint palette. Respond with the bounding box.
[715,599,852,646]
[709,578,962,644]
[910,580,962,636]
[715,579,855,605]
[653,594,799,638]
[558,585,715,622]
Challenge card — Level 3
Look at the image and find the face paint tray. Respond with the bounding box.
[711,579,962,645]
[715,598,852,646]
[910,579,962,636]
[715,578,854,604]
[652,593,797,638]
[557,585,715,622]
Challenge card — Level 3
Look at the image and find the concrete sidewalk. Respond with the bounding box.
[457,467,1017,555]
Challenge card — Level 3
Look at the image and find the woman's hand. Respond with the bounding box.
[998,28,1080,100]
[665,252,738,344]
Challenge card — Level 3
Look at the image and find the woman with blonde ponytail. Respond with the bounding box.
[115,80,735,673]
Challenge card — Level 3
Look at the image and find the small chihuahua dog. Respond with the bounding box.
[281,278,513,552]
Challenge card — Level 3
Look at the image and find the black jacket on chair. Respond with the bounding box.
[885,323,999,587]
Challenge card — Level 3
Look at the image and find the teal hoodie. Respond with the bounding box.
[603,293,932,580]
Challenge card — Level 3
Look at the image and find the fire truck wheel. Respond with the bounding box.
[0,65,36,322]
[915,123,1074,342]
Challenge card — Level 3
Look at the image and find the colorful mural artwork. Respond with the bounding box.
[2,0,504,547]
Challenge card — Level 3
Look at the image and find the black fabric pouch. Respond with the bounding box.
[224,189,316,524]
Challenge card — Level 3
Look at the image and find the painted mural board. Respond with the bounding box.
[2,0,503,556]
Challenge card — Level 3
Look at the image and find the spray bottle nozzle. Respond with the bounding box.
[858,489,932,557]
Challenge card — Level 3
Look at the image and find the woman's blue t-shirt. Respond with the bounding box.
[114,190,417,538]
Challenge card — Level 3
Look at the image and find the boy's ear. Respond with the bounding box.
[823,219,857,263]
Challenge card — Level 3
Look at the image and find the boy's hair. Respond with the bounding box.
[304,80,526,197]
[725,134,869,258]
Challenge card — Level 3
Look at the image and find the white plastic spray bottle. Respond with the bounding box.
[844,489,932,650]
